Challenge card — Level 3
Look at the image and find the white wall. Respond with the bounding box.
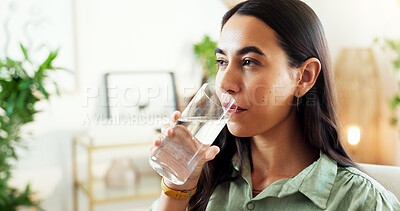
[304,0,400,62]
[6,0,400,210]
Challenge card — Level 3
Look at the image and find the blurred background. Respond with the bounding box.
[1,0,400,210]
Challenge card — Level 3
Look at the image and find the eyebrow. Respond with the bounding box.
[214,46,265,56]
[214,48,225,55]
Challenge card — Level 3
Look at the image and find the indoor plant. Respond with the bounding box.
[0,44,63,210]
[375,38,400,125]
[193,35,218,84]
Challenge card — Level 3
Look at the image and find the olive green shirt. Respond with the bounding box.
[151,151,400,210]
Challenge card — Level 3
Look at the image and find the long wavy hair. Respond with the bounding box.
[188,0,356,210]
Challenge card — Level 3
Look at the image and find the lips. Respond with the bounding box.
[222,102,247,114]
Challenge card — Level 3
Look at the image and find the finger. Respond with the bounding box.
[203,146,220,162]
[166,128,174,137]
[149,135,163,153]
[170,111,181,123]
[154,135,163,146]
[161,126,168,136]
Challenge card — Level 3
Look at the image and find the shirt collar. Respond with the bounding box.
[232,150,337,210]
[297,151,337,209]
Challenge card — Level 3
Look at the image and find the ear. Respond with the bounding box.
[296,58,321,97]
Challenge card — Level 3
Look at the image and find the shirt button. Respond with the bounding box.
[246,202,255,210]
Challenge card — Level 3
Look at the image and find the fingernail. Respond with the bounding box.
[205,152,213,160]
[167,128,173,136]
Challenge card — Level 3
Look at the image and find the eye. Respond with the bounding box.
[216,59,228,67]
[242,59,258,66]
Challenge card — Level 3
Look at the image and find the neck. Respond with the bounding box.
[250,109,318,188]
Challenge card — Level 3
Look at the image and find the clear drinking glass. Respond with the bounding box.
[149,83,235,185]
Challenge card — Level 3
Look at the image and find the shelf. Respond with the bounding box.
[75,135,153,150]
[77,173,161,204]
[73,135,161,211]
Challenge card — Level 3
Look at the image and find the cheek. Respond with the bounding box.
[249,84,271,106]
[269,72,297,105]
[245,76,277,107]
[271,83,295,105]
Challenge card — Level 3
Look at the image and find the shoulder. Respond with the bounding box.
[330,165,400,210]
[336,166,387,192]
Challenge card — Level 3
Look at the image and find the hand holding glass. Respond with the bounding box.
[149,83,235,185]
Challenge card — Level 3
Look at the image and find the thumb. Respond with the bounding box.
[204,146,220,161]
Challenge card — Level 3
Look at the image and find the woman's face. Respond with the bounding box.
[216,14,298,137]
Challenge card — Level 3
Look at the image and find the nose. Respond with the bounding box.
[218,64,241,95]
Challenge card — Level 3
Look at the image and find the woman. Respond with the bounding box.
[150,0,400,210]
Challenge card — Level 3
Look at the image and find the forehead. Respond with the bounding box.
[218,14,280,53]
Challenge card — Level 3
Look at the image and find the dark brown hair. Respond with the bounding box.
[188,0,356,210]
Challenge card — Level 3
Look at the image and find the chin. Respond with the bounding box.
[227,122,254,138]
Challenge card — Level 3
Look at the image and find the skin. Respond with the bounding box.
[215,15,321,190]
[150,14,321,210]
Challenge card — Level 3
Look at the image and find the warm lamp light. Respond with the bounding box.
[347,126,361,146]
[334,48,381,163]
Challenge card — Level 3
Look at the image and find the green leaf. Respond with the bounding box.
[394,59,400,70]
[193,35,218,79]
[38,86,49,99]
[17,81,30,90]
[52,81,60,95]
[52,66,72,73]
[16,89,29,109]
[390,95,400,110]
[10,147,18,160]
[0,45,65,210]
[24,184,30,194]
[5,58,16,67]
[0,191,9,205]
[19,44,30,62]
[6,92,17,115]
[37,50,59,75]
